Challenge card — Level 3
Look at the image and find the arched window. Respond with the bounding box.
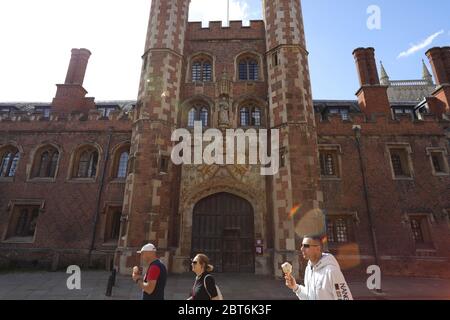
[191,57,212,82]
[252,108,261,126]
[117,151,129,178]
[186,104,209,128]
[76,149,99,178]
[200,107,209,127]
[240,107,250,126]
[112,144,130,179]
[32,146,59,178]
[0,147,20,177]
[240,106,262,127]
[238,57,259,81]
[188,108,197,128]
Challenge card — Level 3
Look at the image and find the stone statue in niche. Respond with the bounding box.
[218,98,230,127]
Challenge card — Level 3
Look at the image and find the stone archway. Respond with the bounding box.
[192,192,255,273]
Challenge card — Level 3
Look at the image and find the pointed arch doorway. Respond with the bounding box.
[191,192,255,273]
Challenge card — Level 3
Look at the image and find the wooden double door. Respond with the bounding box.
[192,193,255,273]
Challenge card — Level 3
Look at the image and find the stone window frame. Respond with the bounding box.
[97,105,118,118]
[391,106,414,120]
[386,143,414,180]
[318,144,343,180]
[0,143,22,182]
[325,211,359,247]
[279,147,287,169]
[2,199,45,244]
[239,103,264,128]
[34,106,51,119]
[28,143,62,183]
[271,50,280,68]
[426,147,449,176]
[234,51,265,82]
[101,202,123,246]
[183,100,212,129]
[109,142,131,182]
[67,143,102,183]
[158,151,171,175]
[326,107,350,121]
[405,213,435,251]
[186,52,215,83]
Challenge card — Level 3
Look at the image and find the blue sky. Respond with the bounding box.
[245,0,450,99]
[0,0,448,101]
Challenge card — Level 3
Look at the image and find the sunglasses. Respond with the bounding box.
[190,259,199,265]
[301,244,320,248]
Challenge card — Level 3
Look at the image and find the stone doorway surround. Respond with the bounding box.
[171,164,271,275]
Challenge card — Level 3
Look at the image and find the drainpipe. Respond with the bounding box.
[353,125,382,291]
[88,129,113,264]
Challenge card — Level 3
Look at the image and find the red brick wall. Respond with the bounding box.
[317,114,450,278]
[0,114,132,269]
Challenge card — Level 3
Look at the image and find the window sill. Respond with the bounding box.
[27,177,56,183]
[109,178,126,184]
[67,178,97,184]
[240,125,264,129]
[414,247,437,256]
[0,177,14,183]
[320,176,341,181]
[2,237,35,244]
[432,172,449,177]
[102,241,119,247]
[188,81,214,85]
[186,127,211,132]
[414,244,435,251]
[393,176,414,181]
[236,80,264,84]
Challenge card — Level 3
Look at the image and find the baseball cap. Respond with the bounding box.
[137,243,157,254]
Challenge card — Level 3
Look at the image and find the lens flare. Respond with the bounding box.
[335,243,361,270]
[289,205,301,219]
[294,208,326,238]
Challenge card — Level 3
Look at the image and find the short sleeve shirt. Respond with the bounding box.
[144,264,161,282]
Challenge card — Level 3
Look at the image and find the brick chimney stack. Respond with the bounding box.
[425,47,450,116]
[64,48,91,85]
[353,47,390,115]
[51,48,95,114]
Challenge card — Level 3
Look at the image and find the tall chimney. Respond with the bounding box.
[425,47,450,117]
[64,48,91,85]
[353,47,390,115]
[51,48,95,114]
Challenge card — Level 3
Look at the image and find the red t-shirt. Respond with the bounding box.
[144,265,161,282]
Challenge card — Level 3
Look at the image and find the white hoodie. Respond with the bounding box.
[293,253,353,300]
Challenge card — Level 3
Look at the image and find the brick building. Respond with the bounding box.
[0,0,449,278]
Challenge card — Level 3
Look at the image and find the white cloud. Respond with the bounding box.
[398,30,444,59]
[189,0,250,27]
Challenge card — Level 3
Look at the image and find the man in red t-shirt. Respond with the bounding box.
[132,243,167,300]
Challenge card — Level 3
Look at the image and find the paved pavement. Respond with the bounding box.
[0,270,449,300]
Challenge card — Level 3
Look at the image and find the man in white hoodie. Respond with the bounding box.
[285,236,353,300]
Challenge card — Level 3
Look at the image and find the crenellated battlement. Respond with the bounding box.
[187,20,265,41]
[0,109,133,131]
[316,112,449,136]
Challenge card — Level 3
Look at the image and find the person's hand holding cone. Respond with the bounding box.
[282,262,297,290]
